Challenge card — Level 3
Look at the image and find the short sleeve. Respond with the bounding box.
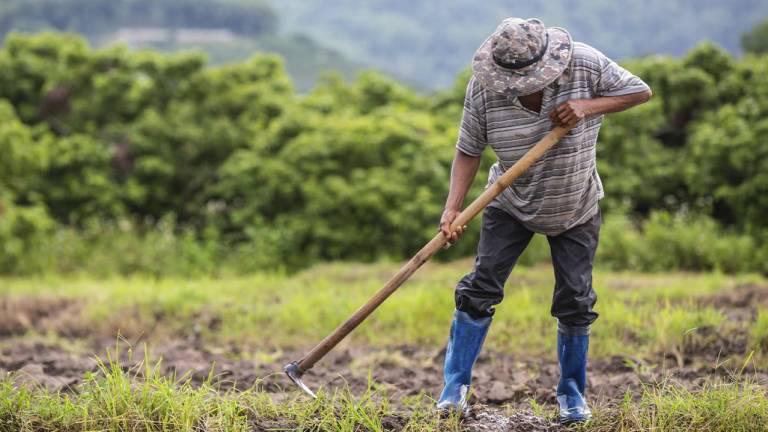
[455,77,487,157]
[593,49,651,97]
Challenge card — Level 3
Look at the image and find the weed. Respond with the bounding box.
[750,308,768,352]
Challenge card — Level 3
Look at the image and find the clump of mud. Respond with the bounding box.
[463,408,562,432]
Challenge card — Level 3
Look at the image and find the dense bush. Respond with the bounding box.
[597,212,763,274]
[0,33,767,275]
[0,197,55,274]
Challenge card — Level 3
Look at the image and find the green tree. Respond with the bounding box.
[742,18,768,54]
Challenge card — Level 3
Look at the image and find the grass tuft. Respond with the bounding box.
[589,379,768,432]
[750,308,768,352]
[0,352,460,432]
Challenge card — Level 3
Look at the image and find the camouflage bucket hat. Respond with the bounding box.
[473,17,573,96]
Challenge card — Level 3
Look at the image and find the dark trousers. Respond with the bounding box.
[455,207,600,327]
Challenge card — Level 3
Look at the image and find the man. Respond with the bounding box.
[437,18,651,424]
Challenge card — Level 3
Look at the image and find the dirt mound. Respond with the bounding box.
[0,296,88,337]
[0,294,227,345]
[660,282,768,366]
[700,283,768,321]
[0,342,97,391]
[703,283,768,310]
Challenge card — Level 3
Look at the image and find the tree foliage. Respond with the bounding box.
[1,33,768,274]
[743,17,768,54]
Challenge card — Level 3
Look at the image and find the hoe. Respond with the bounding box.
[285,126,571,398]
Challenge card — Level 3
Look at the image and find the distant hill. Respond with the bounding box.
[0,0,359,90]
[0,0,277,38]
[271,0,768,89]
[6,0,767,91]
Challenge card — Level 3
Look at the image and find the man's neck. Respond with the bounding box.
[518,90,544,114]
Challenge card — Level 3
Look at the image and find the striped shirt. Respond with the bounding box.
[457,42,650,235]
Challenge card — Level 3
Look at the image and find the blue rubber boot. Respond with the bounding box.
[436,310,491,412]
[556,324,592,424]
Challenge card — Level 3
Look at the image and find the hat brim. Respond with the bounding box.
[472,27,573,97]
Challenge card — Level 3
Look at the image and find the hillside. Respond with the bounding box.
[5,0,766,90]
[271,0,768,89]
[0,0,359,90]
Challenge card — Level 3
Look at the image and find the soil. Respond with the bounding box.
[1,283,768,431]
[2,339,766,431]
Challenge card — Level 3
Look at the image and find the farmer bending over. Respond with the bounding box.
[437,17,651,424]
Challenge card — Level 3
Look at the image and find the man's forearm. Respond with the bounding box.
[445,149,482,210]
[551,90,652,126]
[584,90,652,116]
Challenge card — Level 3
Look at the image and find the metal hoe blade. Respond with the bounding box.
[284,361,317,399]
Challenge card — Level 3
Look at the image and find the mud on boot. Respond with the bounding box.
[437,310,491,412]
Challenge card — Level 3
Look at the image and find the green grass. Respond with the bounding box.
[1,262,767,430]
[751,309,768,351]
[1,355,766,431]
[0,351,458,432]
[588,379,768,432]
[0,262,761,359]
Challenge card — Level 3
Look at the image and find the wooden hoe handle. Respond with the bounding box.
[296,126,571,372]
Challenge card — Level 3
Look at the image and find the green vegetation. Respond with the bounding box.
[2,7,768,430]
[0,262,766,431]
[273,0,768,88]
[750,309,768,353]
[743,18,768,54]
[2,33,768,275]
[588,380,768,432]
[0,263,759,358]
[2,366,767,431]
[0,356,454,432]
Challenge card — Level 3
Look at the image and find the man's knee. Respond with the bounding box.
[548,213,600,328]
[551,288,598,327]
[454,272,503,319]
